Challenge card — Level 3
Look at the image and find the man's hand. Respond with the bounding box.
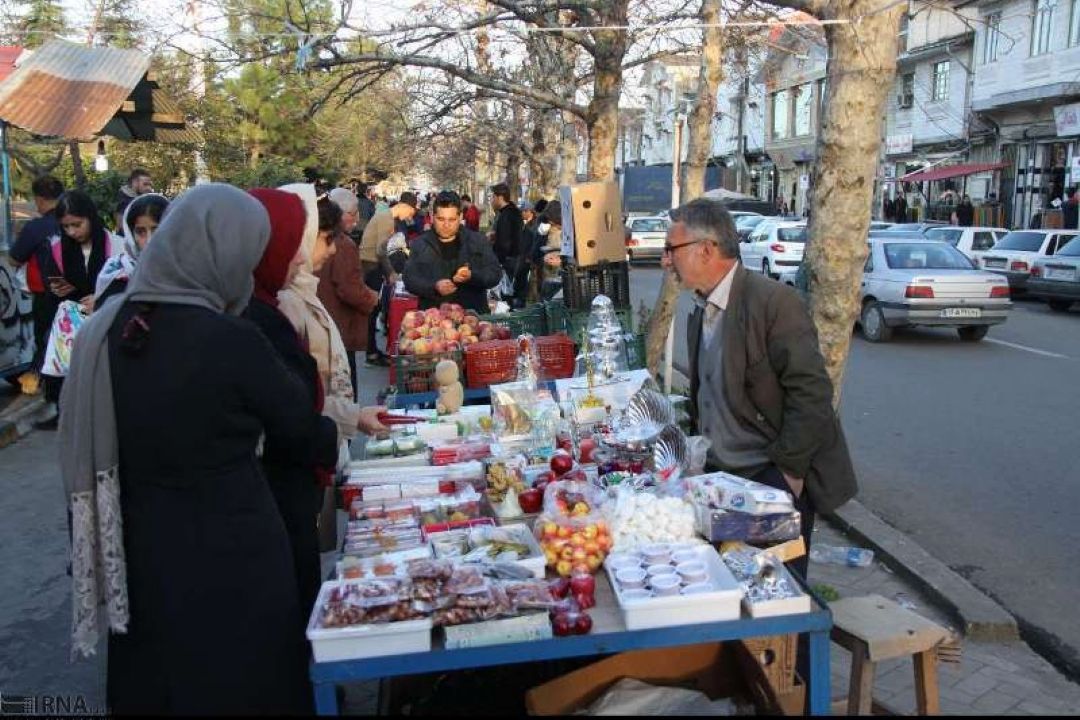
[78,295,94,315]
[782,471,804,499]
[49,278,76,298]
[452,265,471,284]
[543,253,562,268]
[435,279,457,296]
[357,406,389,435]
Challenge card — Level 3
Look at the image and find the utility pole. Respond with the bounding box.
[671,111,684,209]
[736,76,748,194]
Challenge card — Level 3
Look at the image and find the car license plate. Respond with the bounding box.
[941,308,981,318]
[984,259,1006,269]
[1045,267,1076,281]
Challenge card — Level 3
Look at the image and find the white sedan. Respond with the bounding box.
[741,221,806,278]
[858,238,1012,343]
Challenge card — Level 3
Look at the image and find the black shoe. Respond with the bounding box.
[35,416,59,431]
[365,353,390,367]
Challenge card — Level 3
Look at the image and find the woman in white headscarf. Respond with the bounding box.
[94,193,169,308]
[276,184,385,549]
[59,184,325,714]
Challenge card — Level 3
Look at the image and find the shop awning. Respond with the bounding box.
[899,162,1007,183]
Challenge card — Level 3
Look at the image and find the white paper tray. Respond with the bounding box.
[604,544,743,630]
[427,523,546,578]
[741,561,812,618]
[306,581,433,663]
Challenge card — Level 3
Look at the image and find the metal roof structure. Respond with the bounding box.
[0,47,24,85]
[0,40,199,144]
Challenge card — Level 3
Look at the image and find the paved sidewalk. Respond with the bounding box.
[810,520,1080,715]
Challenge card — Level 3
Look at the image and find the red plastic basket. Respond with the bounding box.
[387,294,420,385]
[536,333,576,379]
[464,340,518,389]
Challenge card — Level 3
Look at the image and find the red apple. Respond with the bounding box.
[573,612,593,634]
[495,325,512,340]
[551,612,575,637]
[578,437,597,464]
[518,488,543,514]
[569,572,595,597]
[550,453,574,477]
[549,577,571,599]
[574,592,595,610]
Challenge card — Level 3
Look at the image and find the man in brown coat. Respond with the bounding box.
[318,189,380,400]
[662,198,857,579]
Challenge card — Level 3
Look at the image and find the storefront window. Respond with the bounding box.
[772,90,790,140]
[795,83,812,136]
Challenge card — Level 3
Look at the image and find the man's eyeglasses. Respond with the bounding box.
[662,239,703,255]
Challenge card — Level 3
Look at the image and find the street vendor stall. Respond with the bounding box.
[317,296,830,715]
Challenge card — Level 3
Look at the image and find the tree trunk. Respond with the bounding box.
[584,5,629,182]
[647,0,723,375]
[68,141,86,189]
[559,113,578,186]
[806,5,905,405]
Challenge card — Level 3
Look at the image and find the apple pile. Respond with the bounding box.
[397,304,512,356]
[534,475,612,577]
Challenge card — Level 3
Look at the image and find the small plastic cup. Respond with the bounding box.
[671,549,700,565]
[641,543,671,565]
[649,574,681,596]
[646,564,676,577]
[676,561,708,584]
[615,567,647,589]
[680,582,715,596]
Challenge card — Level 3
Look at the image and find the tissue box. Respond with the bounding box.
[687,472,794,515]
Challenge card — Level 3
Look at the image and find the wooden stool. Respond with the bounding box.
[830,594,952,715]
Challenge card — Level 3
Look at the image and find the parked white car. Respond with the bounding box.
[858,238,1012,343]
[977,229,1080,290]
[924,226,1008,263]
[741,221,806,278]
[624,216,669,262]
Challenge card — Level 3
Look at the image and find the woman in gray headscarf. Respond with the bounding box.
[59,183,326,714]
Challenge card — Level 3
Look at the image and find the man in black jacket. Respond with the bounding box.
[489,183,525,301]
[404,191,502,314]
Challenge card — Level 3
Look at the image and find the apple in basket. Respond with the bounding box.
[495,325,512,340]
[413,338,431,355]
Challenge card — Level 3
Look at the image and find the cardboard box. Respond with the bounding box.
[524,642,735,715]
[558,182,627,266]
[737,634,798,693]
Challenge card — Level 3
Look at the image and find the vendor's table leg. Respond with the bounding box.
[808,628,832,715]
[313,681,339,716]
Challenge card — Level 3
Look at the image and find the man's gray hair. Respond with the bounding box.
[329,187,359,213]
[668,198,740,259]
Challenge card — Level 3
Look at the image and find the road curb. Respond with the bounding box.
[827,499,1019,642]
[0,394,48,450]
[671,362,1019,642]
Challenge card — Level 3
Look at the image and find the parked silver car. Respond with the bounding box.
[859,238,1012,343]
[1028,235,1080,312]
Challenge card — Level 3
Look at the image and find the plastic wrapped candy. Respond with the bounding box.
[515,334,541,389]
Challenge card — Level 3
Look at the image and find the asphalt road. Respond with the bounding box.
[628,261,1080,677]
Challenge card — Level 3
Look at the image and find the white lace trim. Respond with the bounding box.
[69,467,129,660]
[96,467,129,633]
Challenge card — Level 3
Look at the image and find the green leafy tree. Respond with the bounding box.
[92,0,140,49]
[2,0,66,48]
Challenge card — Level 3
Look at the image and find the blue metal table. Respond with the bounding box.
[310,588,832,715]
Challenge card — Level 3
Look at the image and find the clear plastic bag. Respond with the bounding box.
[687,435,711,477]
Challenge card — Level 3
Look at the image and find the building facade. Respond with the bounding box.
[970,0,1080,228]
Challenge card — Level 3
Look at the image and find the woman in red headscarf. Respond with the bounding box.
[244,188,342,619]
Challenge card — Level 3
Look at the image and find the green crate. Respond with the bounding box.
[559,308,635,345]
[543,301,568,338]
[479,304,548,337]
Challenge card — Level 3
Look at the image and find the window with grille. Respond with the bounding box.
[1032,0,1055,56]
[898,73,914,108]
[983,13,1002,62]
[772,90,790,140]
[931,61,950,102]
[794,83,812,136]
